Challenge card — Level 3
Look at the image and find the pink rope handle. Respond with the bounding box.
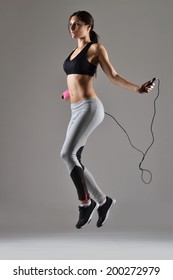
[62,89,70,100]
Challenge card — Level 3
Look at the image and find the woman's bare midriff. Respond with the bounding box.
[67,74,98,103]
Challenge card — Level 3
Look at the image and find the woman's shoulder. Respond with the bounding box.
[90,43,106,55]
[91,42,105,49]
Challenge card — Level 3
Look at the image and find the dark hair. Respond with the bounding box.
[69,11,100,43]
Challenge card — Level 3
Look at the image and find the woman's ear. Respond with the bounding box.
[87,24,91,32]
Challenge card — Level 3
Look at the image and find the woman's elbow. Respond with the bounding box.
[109,71,118,83]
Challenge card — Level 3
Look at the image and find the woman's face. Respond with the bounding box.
[69,16,90,39]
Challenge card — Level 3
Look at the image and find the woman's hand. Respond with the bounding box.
[62,89,70,100]
[138,79,155,94]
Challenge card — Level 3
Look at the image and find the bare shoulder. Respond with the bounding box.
[90,43,105,52]
[90,43,106,55]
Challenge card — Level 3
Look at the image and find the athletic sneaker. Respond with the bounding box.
[76,199,96,229]
[97,196,116,228]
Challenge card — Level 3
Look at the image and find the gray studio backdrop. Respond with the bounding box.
[0,0,173,236]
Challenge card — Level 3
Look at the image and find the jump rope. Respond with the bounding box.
[62,77,160,184]
[105,78,160,184]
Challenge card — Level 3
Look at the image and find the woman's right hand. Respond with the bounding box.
[138,79,155,94]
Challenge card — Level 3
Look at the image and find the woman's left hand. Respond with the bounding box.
[138,79,155,94]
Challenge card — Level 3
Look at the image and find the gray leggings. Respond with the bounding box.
[60,98,106,203]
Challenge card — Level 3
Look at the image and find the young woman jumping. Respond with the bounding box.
[60,11,155,229]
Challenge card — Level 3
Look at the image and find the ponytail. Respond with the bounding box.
[90,30,100,43]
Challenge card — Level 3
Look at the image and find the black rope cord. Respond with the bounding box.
[105,78,160,184]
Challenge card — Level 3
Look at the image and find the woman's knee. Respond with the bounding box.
[60,146,72,164]
[60,146,67,161]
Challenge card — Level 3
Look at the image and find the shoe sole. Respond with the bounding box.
[98,199,116,227]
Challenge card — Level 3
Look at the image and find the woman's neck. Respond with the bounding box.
[77,38,91,48]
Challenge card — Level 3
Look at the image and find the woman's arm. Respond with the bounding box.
[98,44,154,94]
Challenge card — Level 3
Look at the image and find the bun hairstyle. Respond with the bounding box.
[69,11,100,43]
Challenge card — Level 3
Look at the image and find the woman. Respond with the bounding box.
[60,11,154,229]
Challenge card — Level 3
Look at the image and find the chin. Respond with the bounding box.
[71,33,76,38]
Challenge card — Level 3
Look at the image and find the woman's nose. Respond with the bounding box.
[70,23,75,30]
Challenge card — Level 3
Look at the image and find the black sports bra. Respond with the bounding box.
[63,42,97,76]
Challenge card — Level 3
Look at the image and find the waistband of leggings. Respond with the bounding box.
[71,97,102,110]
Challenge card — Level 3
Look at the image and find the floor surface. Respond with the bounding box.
[0,231,173,259]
